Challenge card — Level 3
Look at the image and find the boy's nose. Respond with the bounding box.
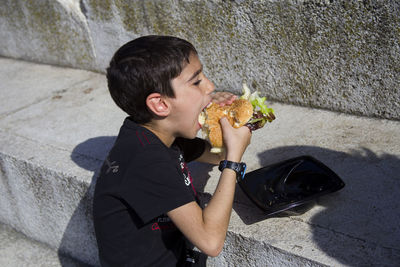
[204,78,215,94]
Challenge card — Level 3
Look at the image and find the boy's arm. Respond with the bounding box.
[168,117,251,257]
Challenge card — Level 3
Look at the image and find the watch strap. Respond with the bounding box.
[218,160,247,179]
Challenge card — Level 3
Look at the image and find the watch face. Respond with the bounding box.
[239,163,247,179]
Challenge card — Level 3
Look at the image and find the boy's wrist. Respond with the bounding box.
[225,152,242,163]
[226,157,241,163]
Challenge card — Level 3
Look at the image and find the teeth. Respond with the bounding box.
[198,112,206,126]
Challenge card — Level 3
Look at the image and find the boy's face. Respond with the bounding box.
[169,53,215,139]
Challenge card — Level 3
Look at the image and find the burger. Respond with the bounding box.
[199,84,276,153]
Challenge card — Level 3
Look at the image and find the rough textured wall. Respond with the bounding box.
[0,0,96,69]
[1,0,399,120]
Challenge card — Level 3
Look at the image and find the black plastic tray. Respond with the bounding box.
[237,156,345,216]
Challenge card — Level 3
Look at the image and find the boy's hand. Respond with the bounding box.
[211,92,237,106]
[219,117,251,162]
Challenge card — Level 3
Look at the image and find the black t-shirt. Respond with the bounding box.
[93,117,206,266]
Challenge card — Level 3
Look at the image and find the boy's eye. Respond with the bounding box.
[193,80,202,86]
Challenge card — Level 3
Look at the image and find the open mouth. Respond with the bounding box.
[198,102,212,127]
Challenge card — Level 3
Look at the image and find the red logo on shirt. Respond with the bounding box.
[151,217,177,231]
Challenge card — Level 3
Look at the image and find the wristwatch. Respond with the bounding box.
[218,160,247,180]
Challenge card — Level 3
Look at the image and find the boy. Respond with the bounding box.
[93,35,252,266]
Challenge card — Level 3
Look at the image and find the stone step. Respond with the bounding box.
[1,57,399,266]
[0,222,88,267]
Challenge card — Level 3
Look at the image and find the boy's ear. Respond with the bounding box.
[146,93,171,117]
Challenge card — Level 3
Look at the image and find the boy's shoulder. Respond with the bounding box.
[98,118,176,184]
[119,118,162,147]
[112,117,176,162]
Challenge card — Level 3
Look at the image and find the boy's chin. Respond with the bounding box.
[187,132,198,140]
[187,129,200,140]
[177,124,202,140]
[176,131,196,140]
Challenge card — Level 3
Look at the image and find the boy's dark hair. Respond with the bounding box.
[106,35,197,124]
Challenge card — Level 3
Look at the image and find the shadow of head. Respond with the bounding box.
[232,145,400,266]
[70,136,117,171]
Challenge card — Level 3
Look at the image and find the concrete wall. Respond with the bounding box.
[1,0,399,120]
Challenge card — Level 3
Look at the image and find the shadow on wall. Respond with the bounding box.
[58,137,400,266]
[58,136,117,267]
[232,145,400,266]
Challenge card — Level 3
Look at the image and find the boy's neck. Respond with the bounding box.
[141,123,175,147]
